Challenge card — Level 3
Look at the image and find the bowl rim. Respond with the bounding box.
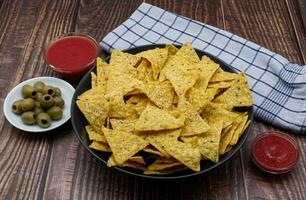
[71,44,254,180]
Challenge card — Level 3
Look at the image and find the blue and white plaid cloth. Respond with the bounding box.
[101,3,306,134]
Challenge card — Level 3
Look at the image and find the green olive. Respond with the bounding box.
[12,100,23,114]
[39,94,54,109]
[42,86,56,96]
[33,81,45,93]
[47,106,63,120]
[21,111,36,125]
[54,87,61,96]
[36,112,51,128]
[21,98,35,111]
[33,106,44,117]
[53,96,65,108]
[35,92,43,102]
[22,84,37,98]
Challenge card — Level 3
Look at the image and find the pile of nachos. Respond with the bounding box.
[76,43,252,175]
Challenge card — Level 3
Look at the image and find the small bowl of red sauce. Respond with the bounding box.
[251,132,299,174]
[44,33,100,77]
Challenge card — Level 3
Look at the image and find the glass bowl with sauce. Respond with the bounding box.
[44,33,100,77]
[251,131,299,174]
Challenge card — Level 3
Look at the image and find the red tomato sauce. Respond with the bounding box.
[251,132,298,173]
[45,36,98,76]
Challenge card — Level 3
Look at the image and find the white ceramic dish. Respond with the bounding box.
[3,77,75,132]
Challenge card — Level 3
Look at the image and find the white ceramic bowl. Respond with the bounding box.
[3,77,75,132]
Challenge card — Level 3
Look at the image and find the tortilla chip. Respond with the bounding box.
[163,55,201,96]
[137,48,168,79]
[86,125,107,143]
[89,141,111,152]
[198,119,223,163]
[110,118,136,132]
[96,57,108,86]
[107,155,146,170]
[76,98,109,130]
[77,85,106,101]
[178,99,210,136]
[143,145,164,157]
[166,44,179,56]
[102,127,148,165]
[136,58,154,82]
[109,49,141,67]
[148,159,182,171]
[91,72,97,88]
[210,67,238,82]
[126,95,149,116]
[161,140,201,172]
[175,42,200,64]
[188,87,219,111]
[135,105,185,131]
[219,122,239,155]
[240,120,251,137]
[208,81,234,89]
[214,73,252,107]
[230,113,248,145]
[107,94,137,119]
[224,145,233,154]
[138,80,174,109]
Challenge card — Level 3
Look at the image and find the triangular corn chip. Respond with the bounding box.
[102,127,148,165]
[89,141,111,152]
[135,105,185,131]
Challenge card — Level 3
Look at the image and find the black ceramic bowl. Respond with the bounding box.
[71,44,253,180]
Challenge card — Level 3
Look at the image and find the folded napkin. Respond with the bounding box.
[101,3,306,134]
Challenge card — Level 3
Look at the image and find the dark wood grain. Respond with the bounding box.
[0,0,305,199]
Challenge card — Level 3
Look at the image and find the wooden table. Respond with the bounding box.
[0,0,305,199]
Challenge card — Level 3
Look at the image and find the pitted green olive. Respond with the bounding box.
[21,98,35,111]
[12,100,23,114]
[21,111,36,124]
[33,81,45,93]
[53,96,65,108]
[35,92,43,102]
[47,106,63,120]
[33,106,44,117]
[36,112,51,128]
[22,85,37,98]
[42,86,56,96]
[54,87,61,96]
[39,94,54,109]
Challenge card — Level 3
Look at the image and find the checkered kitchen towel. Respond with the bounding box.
[101,3,306,134]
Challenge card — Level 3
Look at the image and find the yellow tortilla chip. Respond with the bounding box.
[188,87,219,111]
[126,95,148,116]
[208,81,234,89]
[240,120,251,137]
[230,113,248,145]
[91,72,97,88]
[137,80,174,109]
[219,122,239,155]
[89,141,111,152]
[137,48,168,79]
[136,58,154,82]
[96,57,108,87]
[109,49,141,67]
[148,159,182,171]
[175,42,200,64]
[76,98,109,130]
[178,99,210,136]
[161,140,201,172]
[143,145,164,157]
[102,127,148,165]
[77,85,106,101]
[166,44,178,56]
[197,119,223,163]
[210,67,238,82]
[214,73,252,107]
[107,94,137,119]
[163,55,201,96]
[107,155,146,170]
[110,118,136,132]
[135,105,185,131]
[86,125,107,143]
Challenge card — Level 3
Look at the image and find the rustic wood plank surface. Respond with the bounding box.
[0,0,305,200]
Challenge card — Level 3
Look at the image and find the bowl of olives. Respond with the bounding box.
[3,77,75,132]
